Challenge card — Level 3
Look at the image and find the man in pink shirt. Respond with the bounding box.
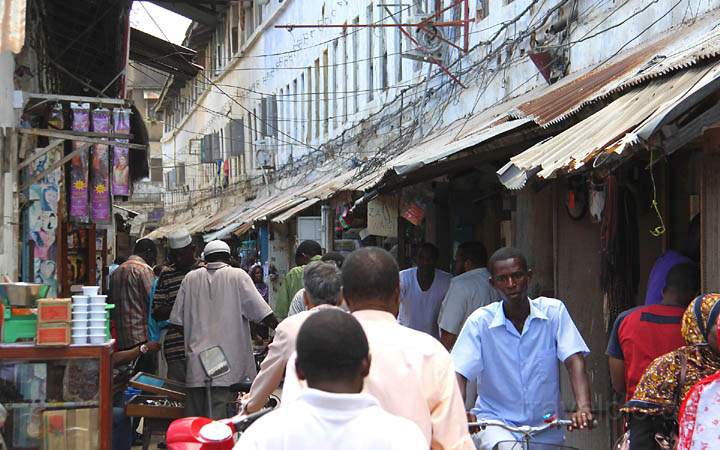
[243,261,343,413]
[284,247,474,450]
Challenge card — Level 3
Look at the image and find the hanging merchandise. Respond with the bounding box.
[48,103,63,130]
[336,206,353,232]
[69,103,90,222]
[91,108,111,223]
[112,108,131,196]
[27,108,62,296]
[400,187,432,226]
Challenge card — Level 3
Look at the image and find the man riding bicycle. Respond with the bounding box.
[451,247,594,449]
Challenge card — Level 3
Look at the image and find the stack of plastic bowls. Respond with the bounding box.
[71,295,89,344]
[88,292,107,344]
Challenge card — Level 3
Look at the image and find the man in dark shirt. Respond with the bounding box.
[607,263,698,401]
[152,229,199,382]
[111,238,156,374]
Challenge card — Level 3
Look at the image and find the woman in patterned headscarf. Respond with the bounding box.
[622,293,720,449]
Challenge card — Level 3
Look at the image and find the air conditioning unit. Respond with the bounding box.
[182,185,190,194]
[254,137,276,169]
[402,14,447,62]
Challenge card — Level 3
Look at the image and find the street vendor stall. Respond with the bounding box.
[0,282,115,449]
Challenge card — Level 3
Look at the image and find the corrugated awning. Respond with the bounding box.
[498,61,720,189]
[272,198,321,223]
[513,10,720,127]
[130,27,202,79]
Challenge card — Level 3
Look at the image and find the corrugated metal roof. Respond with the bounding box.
[499,61,720,189]
[272,198,321,223]
[515,10,720,127]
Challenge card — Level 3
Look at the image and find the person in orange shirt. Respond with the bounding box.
[284,247,474,450]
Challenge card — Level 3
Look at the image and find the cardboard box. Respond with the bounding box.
[36,322,70,346]
[37,298,72,323]
[66,408,98,450]
[42,410,67,450]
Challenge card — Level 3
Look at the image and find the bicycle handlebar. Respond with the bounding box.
[468,419,574,435]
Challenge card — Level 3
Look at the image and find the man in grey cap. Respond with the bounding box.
[152,228,201,382]
[170,240,279,418]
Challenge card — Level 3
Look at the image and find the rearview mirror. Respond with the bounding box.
[199,346,230,379]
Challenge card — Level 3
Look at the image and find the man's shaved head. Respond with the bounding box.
[342,247,400,311]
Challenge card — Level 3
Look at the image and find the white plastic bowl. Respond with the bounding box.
[89,294,107,302]
[88,334,106,344]
[72,304,89,313]
[89,319,105,328]
[72,310,88,318]
[89,303,106,313]
[88,311,105,319]
[72,295,89,304]
[71,326,89,336]
[82,286,100,296]
[72,336,88,345]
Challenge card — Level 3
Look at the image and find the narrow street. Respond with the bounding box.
[2,1,720,449]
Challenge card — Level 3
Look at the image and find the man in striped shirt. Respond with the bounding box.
[152,229,201,382]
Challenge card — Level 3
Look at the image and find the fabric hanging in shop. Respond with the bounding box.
[112,108,131,196]
[91,108,111,223]
[27,104,62,296]
[69,103,90,222]
[600,175,639,331]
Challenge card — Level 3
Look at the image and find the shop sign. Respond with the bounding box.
[368,195,398,237]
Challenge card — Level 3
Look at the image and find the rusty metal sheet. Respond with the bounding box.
[516,10,720,127]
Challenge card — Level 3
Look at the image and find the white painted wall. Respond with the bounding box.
[159,0,720,222]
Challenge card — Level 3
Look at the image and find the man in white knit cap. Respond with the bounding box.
[170,240,278,418]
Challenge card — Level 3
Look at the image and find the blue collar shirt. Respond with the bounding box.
[451,297,589,442]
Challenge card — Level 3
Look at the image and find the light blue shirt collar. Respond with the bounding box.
[488,298,550,329]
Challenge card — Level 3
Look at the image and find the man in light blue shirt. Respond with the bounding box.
[452,247,593,449]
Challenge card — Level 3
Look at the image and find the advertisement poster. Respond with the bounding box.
[91,109,111,223]
[112,108,130,196]
[69,104,90,222]
[28,148,61,296]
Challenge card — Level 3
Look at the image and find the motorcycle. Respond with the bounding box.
[165,346,278,450]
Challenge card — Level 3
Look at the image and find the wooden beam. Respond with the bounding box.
[663,103,720,155]
[21,129,132,140]
[19,142,91,191]
[701,127,720,292]
[17,139,65,171]
[18,129,146,150]
[24,92,126,106]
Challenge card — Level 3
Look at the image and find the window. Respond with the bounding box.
[367,4,374,102]
[314,58,320,139]
[150,158,163,183]
[395,5,403,82]
[450,0,462,42]
[230,3,240,54]
[379,7,388,90]
[293,79,299,142]
[285,83,291,140]
[477,0,489,20]
[306,67,313,143]
[322,50,329,136]
[352,17,359,113]
[301,73,307,142]
[342,27,348,119]
[243,2,255,42]
[332,40,338,129]
[248,111,254,169]
[279,87,285,136]
[215,18,226,74]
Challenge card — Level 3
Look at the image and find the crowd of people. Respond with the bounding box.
[105,224,720,450]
